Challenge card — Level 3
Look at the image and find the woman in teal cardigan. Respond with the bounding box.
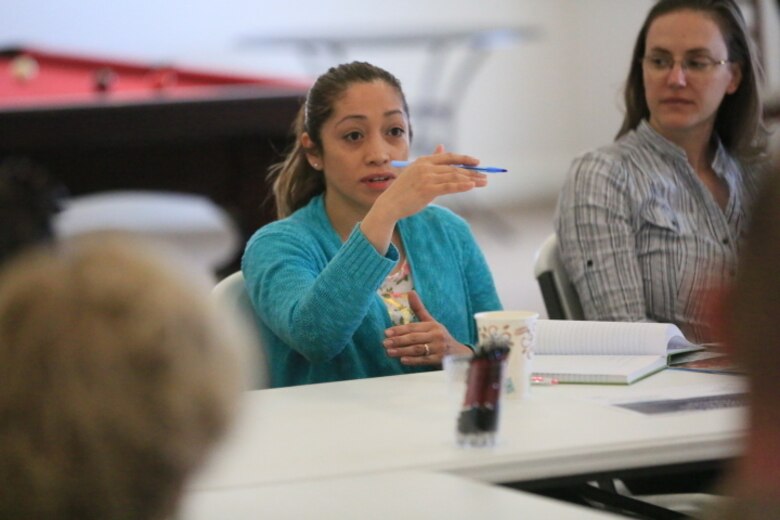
[242,62,501,387]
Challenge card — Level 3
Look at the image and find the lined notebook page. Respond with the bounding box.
[535,321,684,356]
[533,355,667,384]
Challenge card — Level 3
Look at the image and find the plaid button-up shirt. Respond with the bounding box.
[555,120,761,342]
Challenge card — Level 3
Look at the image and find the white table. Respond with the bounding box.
[180,471,618,519]
[190,368,745,491]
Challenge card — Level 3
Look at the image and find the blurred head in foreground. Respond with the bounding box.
[0,235,245,520]
[711,158,780,515]
[728,164,780,435]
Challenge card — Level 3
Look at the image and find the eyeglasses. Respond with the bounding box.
[641,55,730,77]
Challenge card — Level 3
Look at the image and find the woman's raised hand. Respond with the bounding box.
[360,145,488,256]
[375,146,488,222]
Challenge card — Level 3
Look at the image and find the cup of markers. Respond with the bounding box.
[456,338,510,448]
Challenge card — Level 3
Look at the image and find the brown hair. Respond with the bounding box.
[269,61,411,218]
[0,236,243,520]
[617,0,766,160]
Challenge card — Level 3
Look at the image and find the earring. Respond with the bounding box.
[311,162,320,170]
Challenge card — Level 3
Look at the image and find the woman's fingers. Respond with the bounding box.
[411,167,486,191]
[384,343,441,365]
[372,152,487,223]
[422,152,480,168]
[393,151,478,169]
[383,320,451,365]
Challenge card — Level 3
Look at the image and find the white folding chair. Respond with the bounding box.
[55,191,241,276]
[533,233,584,320]
[533,237,718,516]
[211,271,270,390]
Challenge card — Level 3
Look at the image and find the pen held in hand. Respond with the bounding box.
[390,160,507,173]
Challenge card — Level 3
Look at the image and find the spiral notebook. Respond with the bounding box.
[532,320,705,384]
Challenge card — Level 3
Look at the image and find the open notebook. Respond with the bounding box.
[532,320,704,384]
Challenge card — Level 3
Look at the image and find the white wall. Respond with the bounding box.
[8,0,776,208]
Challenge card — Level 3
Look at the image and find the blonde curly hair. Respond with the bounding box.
[0,235,245,520]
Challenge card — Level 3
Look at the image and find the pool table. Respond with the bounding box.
[0,46,310,274]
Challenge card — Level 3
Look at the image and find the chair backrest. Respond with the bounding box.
[55,191,241,275]
[533,233,584,320]
[211,271,270,390]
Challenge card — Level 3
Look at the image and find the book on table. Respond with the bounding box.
[532,320,705,384]
[667,348,740,375]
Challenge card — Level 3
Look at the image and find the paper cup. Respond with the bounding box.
[474,310,539,400]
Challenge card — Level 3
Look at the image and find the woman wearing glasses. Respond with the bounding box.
[555,0,766,342]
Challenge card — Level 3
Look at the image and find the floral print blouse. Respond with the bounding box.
[379,260,416,325]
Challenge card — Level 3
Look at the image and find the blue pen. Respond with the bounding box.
[390,160,507,173]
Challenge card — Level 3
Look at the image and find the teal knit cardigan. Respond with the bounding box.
[242,195,502,387]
